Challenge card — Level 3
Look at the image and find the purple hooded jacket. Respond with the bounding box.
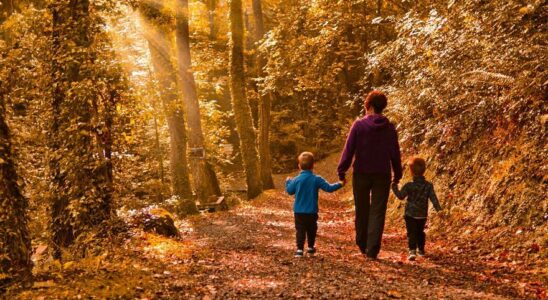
[337,114,402,183]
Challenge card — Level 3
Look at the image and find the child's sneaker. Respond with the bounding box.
[408,250,417,261]
[307,247,316,256]
[294,249,304,258]
[418,249,425,257]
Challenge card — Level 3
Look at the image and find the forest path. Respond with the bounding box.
[12,170,534,299]
[148,175,525,299]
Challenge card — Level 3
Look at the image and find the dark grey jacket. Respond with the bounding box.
[392,176,442,218]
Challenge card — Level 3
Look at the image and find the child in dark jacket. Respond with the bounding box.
[286,152,344,257]
[392,157,442,261]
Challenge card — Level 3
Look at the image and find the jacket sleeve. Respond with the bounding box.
[429,184,442,211]
[285,178,297,195]
[390,125,403,184]
[391,183,408,200]
[337,121,359,181]
[317,176,343,193]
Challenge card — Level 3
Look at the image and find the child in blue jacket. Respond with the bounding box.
[286,152,344,257]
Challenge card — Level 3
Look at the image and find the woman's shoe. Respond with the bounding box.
[294,249,304,258]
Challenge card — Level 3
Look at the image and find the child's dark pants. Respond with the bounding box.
[294,213,318,250]
[404,216,427,251]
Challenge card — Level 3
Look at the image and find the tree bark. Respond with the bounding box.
[0,4,32,281]
[229,0,262,199]
[0,0,13,22]
[140,2,197,214]
[153,113,164,184]
[175,0,221,203]
[206,0,216,40]
[252,0,274,189]
[49,0,113,257]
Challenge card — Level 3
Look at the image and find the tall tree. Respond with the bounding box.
[139,2,197,213]
[0,4,32,281]
[175,0,221,202]
[49,0,113,256]
[229,0,262,198]
[206,0,216,40]
[252,0,274,189]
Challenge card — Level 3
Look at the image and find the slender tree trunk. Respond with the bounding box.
[175,0,221,203]
[140,3,197,214]
[229,0,262,199]
[206,0,216,40]
[49,0,112,258]
[0,98,31,281]
[153,114,164,184]
[0,5,32,281]
[376,0,383,40]
[104,90,116,186]
[149,69,165,186]
[252,0,274,189]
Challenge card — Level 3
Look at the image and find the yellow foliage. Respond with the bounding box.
[149,207,173,219]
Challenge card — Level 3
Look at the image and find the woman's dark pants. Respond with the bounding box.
[353,172,391,258]
[404,216,427,251]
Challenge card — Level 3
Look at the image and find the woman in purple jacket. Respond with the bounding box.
[337,90,402,259]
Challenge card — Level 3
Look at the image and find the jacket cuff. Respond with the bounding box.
[338,173,345,181]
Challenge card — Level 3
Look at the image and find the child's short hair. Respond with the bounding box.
[298,152,314,170]
[408,157,426,176]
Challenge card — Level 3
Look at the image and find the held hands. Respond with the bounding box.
[340,179,347,187]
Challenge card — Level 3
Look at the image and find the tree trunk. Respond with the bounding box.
[376,0,383,40]
[0,99,31,281]
[206,0,216,40]
[0,0,14,23]
[0,4,32,281]
[153,114,164,184]
[140,3,197,214]
[229,0,262,199]
[49,0,112,257]
[252,0,274,189]
[175,0,221,203]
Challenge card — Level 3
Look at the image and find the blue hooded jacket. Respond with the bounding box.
[286,170,343,214]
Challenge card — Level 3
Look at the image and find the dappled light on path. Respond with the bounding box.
[144,179,532,299]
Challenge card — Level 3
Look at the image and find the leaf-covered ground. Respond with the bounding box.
[9,175,546,299]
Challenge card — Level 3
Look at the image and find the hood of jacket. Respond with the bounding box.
[363,114,391,130]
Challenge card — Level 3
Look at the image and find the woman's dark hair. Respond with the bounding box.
[364,90,388,113]
[408,157,426,176]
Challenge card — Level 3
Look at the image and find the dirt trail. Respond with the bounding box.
[152,180,527,299]
[11,170,540,299]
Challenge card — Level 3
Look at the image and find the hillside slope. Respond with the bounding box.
[363,1,546,247]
